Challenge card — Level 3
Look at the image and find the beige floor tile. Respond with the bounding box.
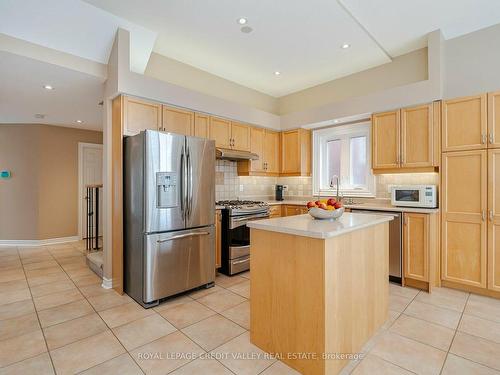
[21,256,55,265]
[371,331,446,374]
[389,283,419,299]
[87,291,132,311]
[465,294,500,323]
[50,331,125,375]
[27,272,70,287]
[450,332,500,370]
[33,288,84,311]
[79,353,143,375]
[43,313,108,350]
[239,271,250,279]
[0,279,28,293]
[65,267,97,279]
[381,310,400,330]
[30,279,76,297]
[98,301,155,328]
[182,314,246,351]
[211,332,276,375]
[415,287,469,313]
[260,360,301,375]
[72,273,102,287]
[459,313,500,344]
[158,300,216,329]
[197,289,246,313]
[0,353,54,375]
[61,262,88,272]
[351,354,413,375]
[170,358,234,375]
[0,288,31,306]
[0,329,47,367]
[23,260,59,270]
[0,268,25,283]
[404,300,462,329]
[0,299,35,321]
[442,353,500,375]
[25,266,64,278]
[130,330,205,375]
[78,283,116,298]
[0,259,22,270]
[228,279,250,298]
[113,313,177,350]
[153,295,193,312]
[389,314,455,351]
[215,274,247,288]
[388,294,412,313]
[220,301,250,329]
[0,312,40,341]
[38,299,94,327]
[188,284,224,299]
[57,256,86,266]
[0,249,18,257]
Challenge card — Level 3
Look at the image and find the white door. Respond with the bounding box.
[78,143,103,240]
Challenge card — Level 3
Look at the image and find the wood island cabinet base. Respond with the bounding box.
[250,224,389,375]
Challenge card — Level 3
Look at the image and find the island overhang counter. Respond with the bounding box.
[247,212,393,375]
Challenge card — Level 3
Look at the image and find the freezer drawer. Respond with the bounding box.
[143,226,215,303]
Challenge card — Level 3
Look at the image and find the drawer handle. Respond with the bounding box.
[232,258,250,265]
[157,232,209,243]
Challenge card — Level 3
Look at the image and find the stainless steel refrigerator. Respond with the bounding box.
[124,130,215,308]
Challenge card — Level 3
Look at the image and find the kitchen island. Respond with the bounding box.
[247,212,393,375]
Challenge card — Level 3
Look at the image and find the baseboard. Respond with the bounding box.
[101,277,113,289]
[0,236,80,247]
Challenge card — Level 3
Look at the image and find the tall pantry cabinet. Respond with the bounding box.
[441,92,500,294]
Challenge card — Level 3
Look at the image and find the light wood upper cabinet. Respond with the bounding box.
[442,150,487,288]
[401,104,433,167]
[209,116,232,148]
[488,149,500,292]
[488,91,500,149]
[162,105,194,136]
[280,129,311,176]
[403,213,429,283]
[249,127,265,172]
[123,96,162,135]
[194,113,209,138]
[231,122,251,151]
[442,94,487,152]
[372,110,400,169]
[263,130,280,174]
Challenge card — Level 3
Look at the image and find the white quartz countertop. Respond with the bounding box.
[266,200,439,213]
[247,212,393,239]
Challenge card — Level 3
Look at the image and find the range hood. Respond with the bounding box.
[216,148,259,161]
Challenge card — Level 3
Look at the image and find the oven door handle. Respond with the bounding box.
[231,212,269,222]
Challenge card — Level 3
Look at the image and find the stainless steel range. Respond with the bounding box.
[217,200,269,275]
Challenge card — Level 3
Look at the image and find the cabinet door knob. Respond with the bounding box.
[482,210,486,221]
[482,134,487,144]
[490,210,494,221]
[490,133,494,144]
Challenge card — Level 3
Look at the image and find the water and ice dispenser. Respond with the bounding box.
[156,172,178,208]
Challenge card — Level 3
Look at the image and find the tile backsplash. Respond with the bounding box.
[215,160,439,201]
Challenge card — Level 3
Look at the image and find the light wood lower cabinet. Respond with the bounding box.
[215,210,221,269]
[122,96,162,136]
[268,205,281,218]
[282,205,308,216]
[488,149,500,292]
[442,150,488,288]
[162,105,194,135]
[403,213,429,283]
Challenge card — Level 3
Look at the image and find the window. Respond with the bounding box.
[312,122,375,197]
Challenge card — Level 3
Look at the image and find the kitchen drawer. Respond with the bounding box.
[269,205,281,218]
[283,205,308,216]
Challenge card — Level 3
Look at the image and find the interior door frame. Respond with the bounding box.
[78,142,104,240]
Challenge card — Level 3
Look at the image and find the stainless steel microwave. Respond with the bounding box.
[391,185,437,208]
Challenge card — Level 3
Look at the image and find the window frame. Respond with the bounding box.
[312,122,376,197]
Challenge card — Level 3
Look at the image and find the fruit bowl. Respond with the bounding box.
[308,207,345,220]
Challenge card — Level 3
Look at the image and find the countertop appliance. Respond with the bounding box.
[391,185,437,208]
[275,185,284,201]
[217,200,269,275]
[124,130,215,308]
[349,209,402,284]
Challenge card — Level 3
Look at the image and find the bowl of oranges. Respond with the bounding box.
[306,198,344,220]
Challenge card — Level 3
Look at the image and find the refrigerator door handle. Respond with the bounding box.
[180,146,185,217]
[157,231,210,243]
[186,145,193,220]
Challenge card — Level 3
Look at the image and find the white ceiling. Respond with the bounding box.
[1,0,500,100]
[0,51,103,130]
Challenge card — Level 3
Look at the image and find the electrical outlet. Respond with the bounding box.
[239,184,244,192]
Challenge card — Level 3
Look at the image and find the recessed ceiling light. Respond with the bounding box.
[237,17,247,25]
[76,120,83,124]
[341,43,351,49]
[274,71,281,76]
[43,85,54,90]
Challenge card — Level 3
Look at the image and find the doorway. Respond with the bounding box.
[78,143,103,240]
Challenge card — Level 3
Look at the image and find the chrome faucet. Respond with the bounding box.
[330,175,341,201]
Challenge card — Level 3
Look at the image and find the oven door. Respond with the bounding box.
[391,188,422,207]
[227,211,269,260]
